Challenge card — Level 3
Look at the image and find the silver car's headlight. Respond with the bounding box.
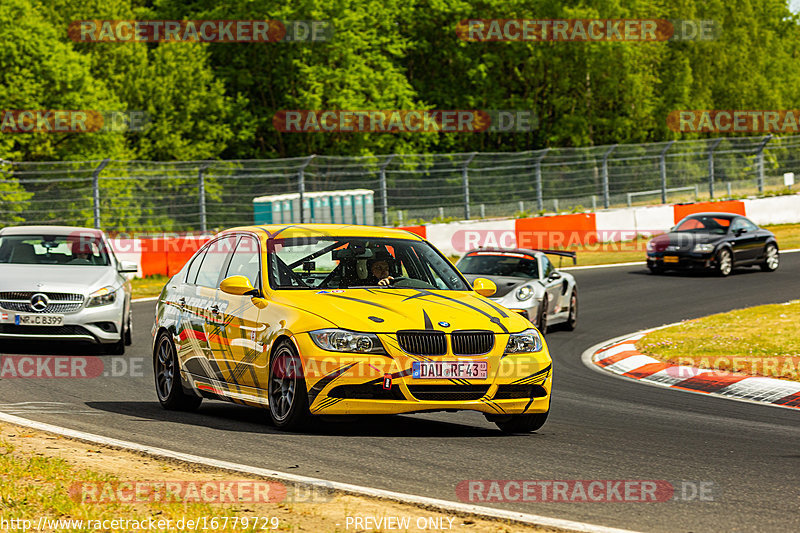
[309,329,387,354]
[504,328,543,354]
[516,285,534,301]
[693,243,715,253]
[87,286,117,307]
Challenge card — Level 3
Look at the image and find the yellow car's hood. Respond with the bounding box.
[276,288,531,333]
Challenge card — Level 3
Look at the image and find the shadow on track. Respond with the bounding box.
[85,400,504,438]
[627,266,765,277]
[0,340,108,356]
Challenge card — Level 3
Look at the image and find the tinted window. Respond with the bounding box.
[225,236,261,289]
[675,215,731,234]
[0,234,110,266]
[541,256,554,277]
[186,248,206,284]
[457,253,539,278]
[195,236,237,288]
[731,217,758,232]
[268,237,468,290]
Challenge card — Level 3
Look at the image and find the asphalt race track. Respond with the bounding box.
[1,256,799,532]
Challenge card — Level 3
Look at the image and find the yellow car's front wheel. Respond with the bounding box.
[154,332,202,411]
[268,340,310,430]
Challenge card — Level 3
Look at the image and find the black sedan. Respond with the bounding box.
[646,213,779,276]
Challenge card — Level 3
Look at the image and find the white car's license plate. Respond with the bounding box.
[412,361,488,379]
[14,314,64,326]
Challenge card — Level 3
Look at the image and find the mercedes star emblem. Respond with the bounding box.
[30,293,49,312]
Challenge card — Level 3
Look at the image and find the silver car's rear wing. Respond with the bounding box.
[538,249,577,265]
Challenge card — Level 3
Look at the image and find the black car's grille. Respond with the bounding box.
[0,324,94,337]
[0,292,83,313]
[494,384,548,400]
[451,330,494,355]
[328,383,405,400]
[397,330,447,356]
[407,385,490,401]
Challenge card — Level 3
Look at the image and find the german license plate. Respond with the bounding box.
[14,314,64,326]
[663,256,679,263]
[412,361,488,379]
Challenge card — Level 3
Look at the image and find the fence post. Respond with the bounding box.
[535,148,549,212]
[298,155,315,223]
[92,158,110,229]
[756,134,772,194]
[462,152,477,220]
[198,165,208,233]
[602,145,617,209]
[379,154,395,226]
[707,139,723,199]
[660,141,674,204]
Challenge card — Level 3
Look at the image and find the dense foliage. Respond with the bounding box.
[1,0,799,161]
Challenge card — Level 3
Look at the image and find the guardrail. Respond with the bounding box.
[2,134,799,231]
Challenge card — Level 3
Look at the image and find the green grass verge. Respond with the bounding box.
[637,300,800,382]
[0,437,286,532]
[131,275,169,299]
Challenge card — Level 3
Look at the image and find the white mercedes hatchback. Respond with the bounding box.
[0,226,137,354]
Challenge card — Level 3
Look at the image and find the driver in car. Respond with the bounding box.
[366,251,395,286]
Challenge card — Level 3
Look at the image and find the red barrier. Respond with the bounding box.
[673,200,745,224]
[138,237,210,277]
[397,225,427,238]
[515,213,597,249]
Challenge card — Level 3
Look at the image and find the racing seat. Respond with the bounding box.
[9,243,38,264]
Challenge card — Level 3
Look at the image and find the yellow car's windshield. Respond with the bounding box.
[267,236,469,290]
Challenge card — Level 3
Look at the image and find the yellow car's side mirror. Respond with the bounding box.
[220,275,259,296]
[472,277,496,297]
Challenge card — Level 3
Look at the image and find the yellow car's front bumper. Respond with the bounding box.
[295,333,552,416]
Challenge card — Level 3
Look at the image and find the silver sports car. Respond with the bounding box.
[0,226,137,354]
[457,248,578,333]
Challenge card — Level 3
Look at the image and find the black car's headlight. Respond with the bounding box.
[87,286,117,307]
[646,241,656,252]
[504,328,544,354]
[516,285,534,301]
[309,329,387,354]
[693,243,715,253]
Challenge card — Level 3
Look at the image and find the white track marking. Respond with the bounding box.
[0,411,641,533]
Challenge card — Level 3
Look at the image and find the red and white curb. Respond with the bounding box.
[582,331,800,411]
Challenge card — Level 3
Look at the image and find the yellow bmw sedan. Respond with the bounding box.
[151,224,552,433]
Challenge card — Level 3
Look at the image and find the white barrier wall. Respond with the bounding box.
[426,219,516,256]
[744,195,800,226]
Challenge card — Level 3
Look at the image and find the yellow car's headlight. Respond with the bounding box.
[505,328,543,353]
[87,286,117,307]
[309,329,387,354]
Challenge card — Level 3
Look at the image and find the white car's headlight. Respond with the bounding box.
[309,329,387,354]
[516,285,534,301]
[693,243,715,253]
[504,328,544,354]
[87,286,117,307]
